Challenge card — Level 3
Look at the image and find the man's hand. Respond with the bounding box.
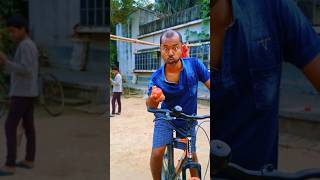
[181,44,189,58]
[302,54,320,92]
[150,86,165,103]
[146,86,165,108]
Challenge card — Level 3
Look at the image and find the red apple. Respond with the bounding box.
[152,87,163,99]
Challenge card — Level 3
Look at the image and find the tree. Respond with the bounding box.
[0,0,22,55]
[111,0,153,30]
[110,0,153,68]
[154,0,201,14]
[201,0,210,18]
[154,0,209,18]
[0,0,20,20]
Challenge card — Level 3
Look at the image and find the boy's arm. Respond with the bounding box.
[302,54,320,91]
[146,79,165,108]
[2,45,36,75]
[195,59,210,90]
[204,79,210,90]
[111,75,121,86]
[275,0,320,92]
[146,95,161,109]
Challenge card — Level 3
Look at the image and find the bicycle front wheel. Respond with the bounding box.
[40,73,64,116]
[162,148,171,180]
[162,144,182,180]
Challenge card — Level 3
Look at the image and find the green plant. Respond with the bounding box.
[200,0,210,18]
[0,28,14,55]
[154,0,201,14]
[0,0,20,19]
[184,24,210,43]
[110,0,153,67]
[0,0,21,55]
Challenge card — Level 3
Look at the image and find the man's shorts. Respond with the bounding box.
[152,117,197,152]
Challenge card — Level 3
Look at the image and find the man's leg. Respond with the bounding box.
[21,98,36,166]
[150,146,166,180]
[117,92,121,113]
[111,93,116,114]
[4,98,26,167]
[151,120,173,180]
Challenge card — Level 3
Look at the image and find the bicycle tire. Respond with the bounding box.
[162,147,172,180]
[40,73,64,116]
[161,144,183,180]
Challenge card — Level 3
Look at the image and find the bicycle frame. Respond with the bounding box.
[166,128,202,180]
[148,106,209,180]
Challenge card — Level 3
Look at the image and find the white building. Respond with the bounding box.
[116,5,210,89]
[28,0,108,72]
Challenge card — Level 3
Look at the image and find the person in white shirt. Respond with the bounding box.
[110,67,122,116]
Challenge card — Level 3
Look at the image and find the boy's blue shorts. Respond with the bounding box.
[152,118,197,152]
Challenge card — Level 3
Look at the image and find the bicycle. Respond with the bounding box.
[148,105,210,180]
[210,140,320,180]
[38,72,64,116]
[0,71,64,119]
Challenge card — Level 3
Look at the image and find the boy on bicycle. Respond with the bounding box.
[146,30,210,180]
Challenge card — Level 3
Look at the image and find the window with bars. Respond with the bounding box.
[80,0,108,26]
[135,51,160,71]
[189,44,210,69]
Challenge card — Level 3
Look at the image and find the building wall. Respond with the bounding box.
[117,9,159,82]
[29,0,106,72]
[116,14,209,85]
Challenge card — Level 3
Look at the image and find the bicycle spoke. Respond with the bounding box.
[40,73,64,116]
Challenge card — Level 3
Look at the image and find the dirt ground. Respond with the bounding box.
[0,97,318,180]
[0,107,107,180]
[111,97,320,180]
[110,97,211,180]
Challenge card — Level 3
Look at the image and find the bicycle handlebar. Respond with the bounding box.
[211,140,320,180]
[147,106,210,120]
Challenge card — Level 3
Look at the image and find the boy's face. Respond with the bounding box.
[7,26,26,43]
[160,34,182,65]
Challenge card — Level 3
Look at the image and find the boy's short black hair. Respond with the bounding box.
[160,30,183,44]
[6,15,28,33]
[112,67,119,71]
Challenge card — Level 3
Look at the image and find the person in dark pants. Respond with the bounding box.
[110,67,122,116]
[0,15,39,176]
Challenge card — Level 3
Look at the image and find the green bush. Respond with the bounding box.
[0,27,14,55]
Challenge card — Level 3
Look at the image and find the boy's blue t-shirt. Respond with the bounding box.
[212,0,320,173]
[148,57,209,121]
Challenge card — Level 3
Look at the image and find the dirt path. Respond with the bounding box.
[110,97,211,180]
[0,107,106,180]
[0,97,318,180]
[111,97,320,179]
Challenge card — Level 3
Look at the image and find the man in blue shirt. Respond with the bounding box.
[146,30,210,180]
[212,0,320,177]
